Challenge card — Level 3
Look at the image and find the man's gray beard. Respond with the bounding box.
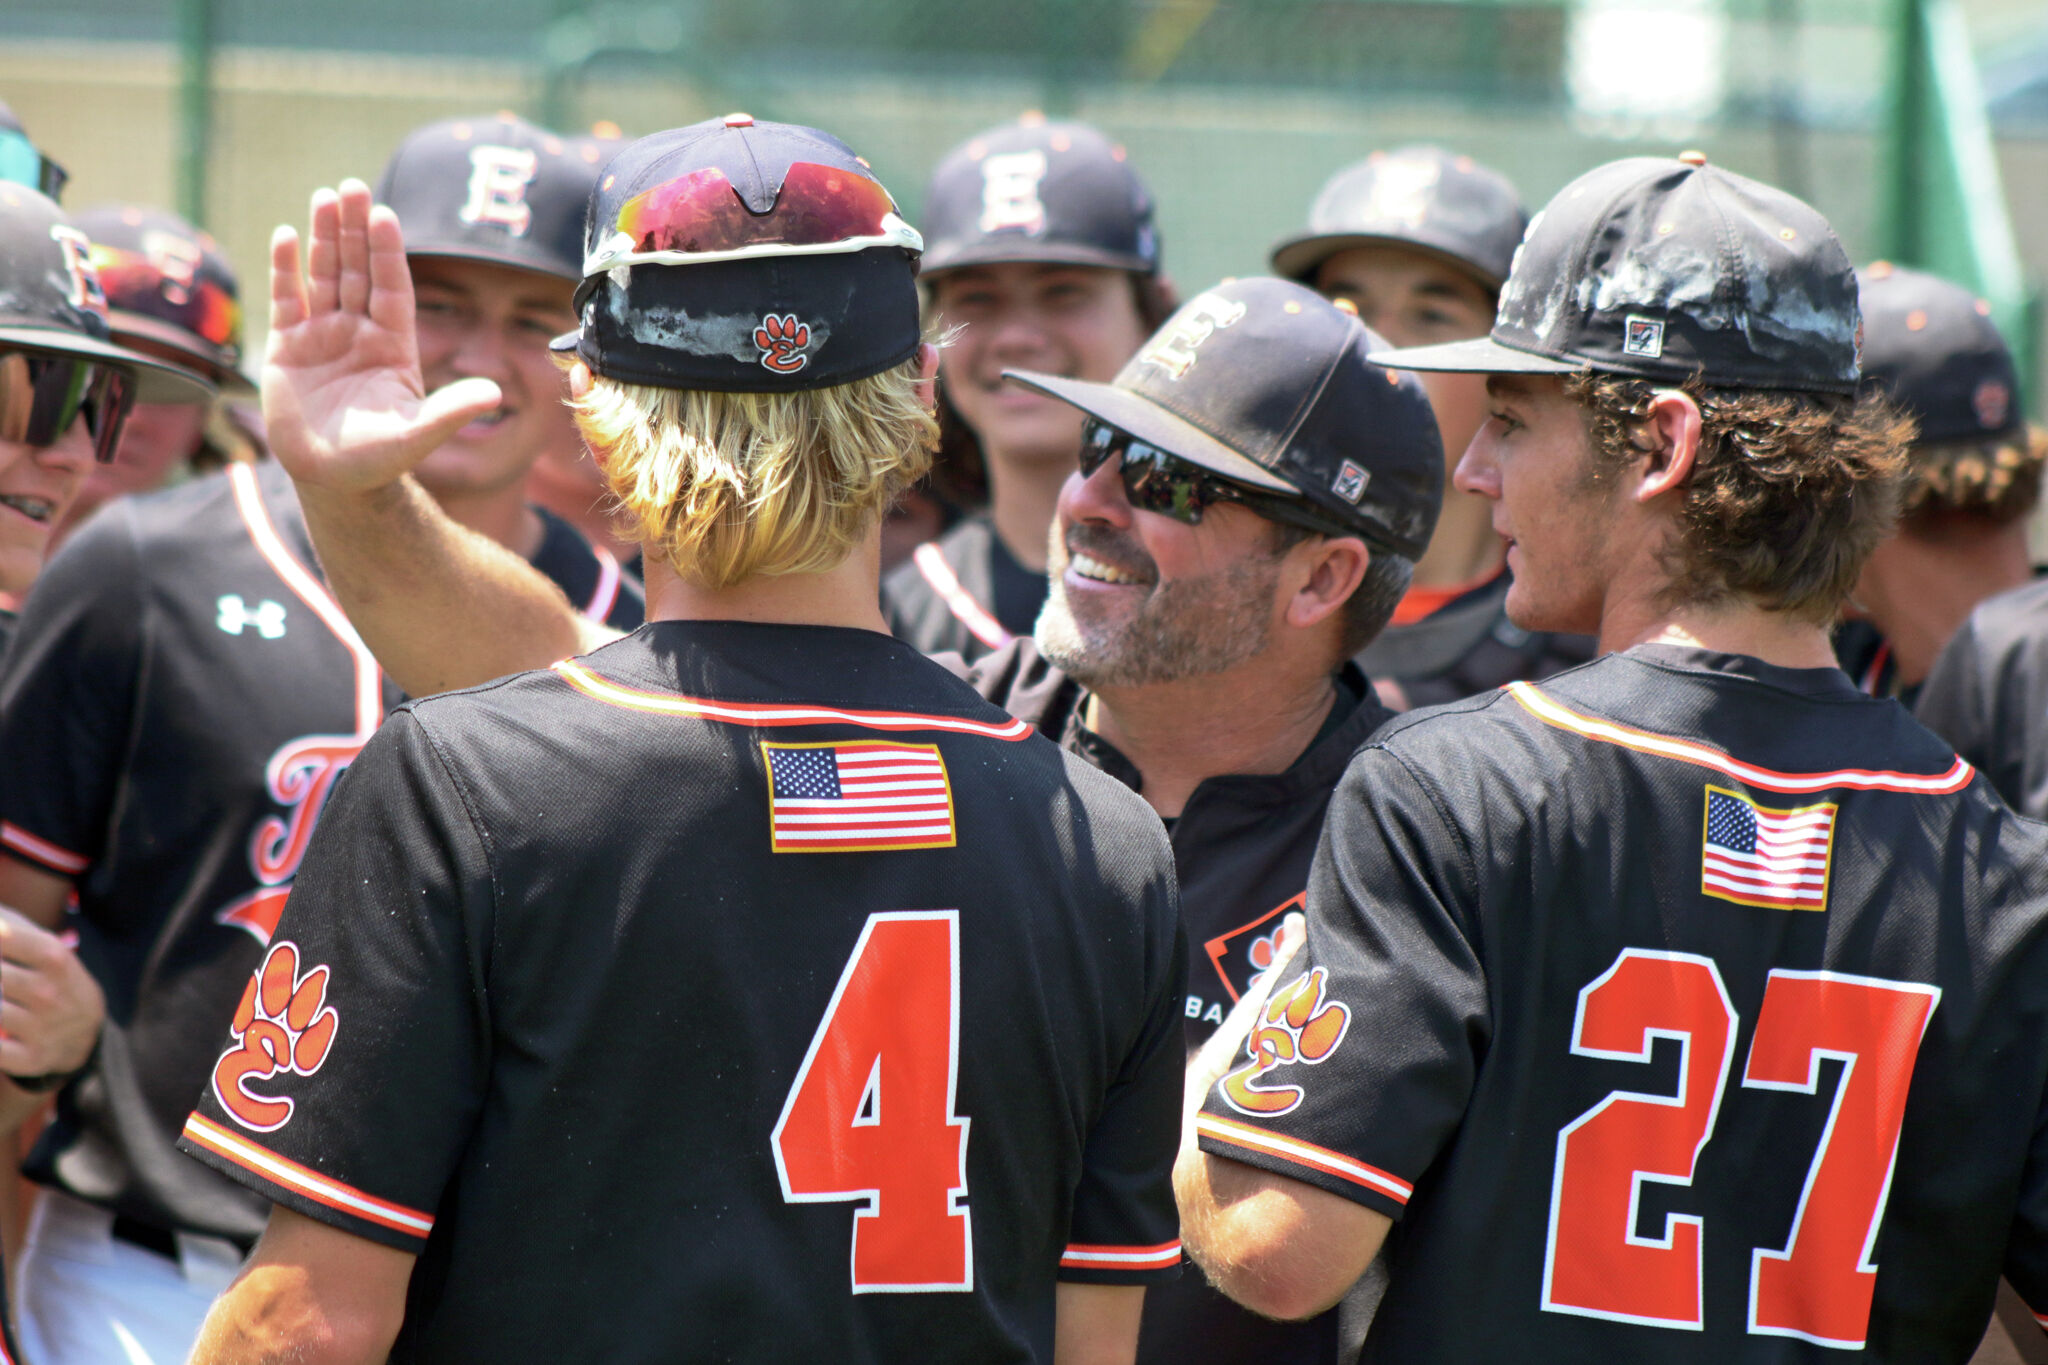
[1035,557,1279,688]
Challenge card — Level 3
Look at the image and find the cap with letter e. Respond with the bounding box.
[1005,276,1443,558]
[75,204,245,388]
[1371,153,1862,395]
[375,112,599,282]
[919,113,1160,278]
[554,113,924,393]
[1270,144,1526,293]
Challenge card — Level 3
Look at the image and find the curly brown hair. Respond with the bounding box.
[1563,372,1915,624]
[1897,426,2047,526]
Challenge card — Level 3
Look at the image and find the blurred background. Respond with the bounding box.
[2,0,2043,397]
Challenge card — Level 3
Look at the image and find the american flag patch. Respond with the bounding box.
[1700,785,1837,911]
[762,741,956,853]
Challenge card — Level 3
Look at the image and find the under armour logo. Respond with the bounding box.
[458,146,539,237]
[218,594,287,639]
[1138,291,1247,380]
[979,150,1048,234]
[754,314,813,373]
[48,225,107,317]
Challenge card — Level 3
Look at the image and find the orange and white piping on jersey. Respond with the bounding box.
[581,545,623,622]
[912,543,1013,651]
[1505,681,1974,796]
[0,821,87,875]
[183,1112,433,1238]
[1195,1112,1413,1205]
[549,658,1034,741]
[1060,1240,1182,1271]
[228,464,382,738]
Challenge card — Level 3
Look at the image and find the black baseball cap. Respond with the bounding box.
[76,204,244,387]
[1856,262,2024,444]
[555,115,923,393]
[1270,145,1526,293]
[1372,154,1862,395]
[0,186,212,404]
[375,113,598,282]
[919,114,1160,277]
[1006,276,1443,558]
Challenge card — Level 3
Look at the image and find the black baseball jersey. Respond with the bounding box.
[529,503,645,630]
[1354,570,1595,709]
[1916,577,2048,819]
[883,516,1047,661]
[180,622,1185,1364]
[0,459,634,1246]
[1833,619,1913,706]
[1199,645,2048,1362]
[960,636,1393,1365]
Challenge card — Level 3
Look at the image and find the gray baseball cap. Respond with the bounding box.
[1271,146,1526,293]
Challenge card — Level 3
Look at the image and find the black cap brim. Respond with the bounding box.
[921,240,1154,278]
[0,322,216,403]
[1270,231,1504,292]
[405,243,582,285]
[1368,333,1581,377]
[105,311,248,390]
[1002,368,1301,495]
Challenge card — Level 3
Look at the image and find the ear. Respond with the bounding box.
[1283,535,1371,634]
[913,342,940,411]
[568,360,594,400]
[1632,388,1703,504]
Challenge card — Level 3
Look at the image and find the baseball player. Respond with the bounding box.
[1833,263,2040,706]
[1274,145,1593,707]
[881,114,1174,660]
[183,114,1184,1364]
[50,203,256,546]
[0,114,629,1365]
[1179,154,2048,1361]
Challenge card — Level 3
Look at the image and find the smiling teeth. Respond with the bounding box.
[1071,553,1142,585]
[0,495,52,522]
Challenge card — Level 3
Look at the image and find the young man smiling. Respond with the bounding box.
[1178,154,2048,1362]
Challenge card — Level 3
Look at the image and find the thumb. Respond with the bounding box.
[411,377,503,449]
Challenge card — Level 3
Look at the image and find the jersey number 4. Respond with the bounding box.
[1542,948,1939,1348]
[772,911,973,1293]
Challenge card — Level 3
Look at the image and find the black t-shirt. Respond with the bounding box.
[180,622,1185,1363]
[882,517,1044,662]
[1917,577,2048,819]
[959,638,1393,1365]
[1354,570,1595,709]
[1200,645,2048,1361]
[0,461,638,1244]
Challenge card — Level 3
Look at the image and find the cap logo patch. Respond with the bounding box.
[754,313,815,373]
[458,145,540,237]
[1362,157,1441,230]
[1332,460,1370,504]
[142,228,204,304]
[47,224,107,318]
[978,150,1048,234]
[1974,380,2011,431]
[1138,292,1246,381]
[1623,314,1665,360]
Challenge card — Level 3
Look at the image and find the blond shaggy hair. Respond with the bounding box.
[562,354,938,588]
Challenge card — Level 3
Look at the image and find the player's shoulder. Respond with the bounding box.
[1953,574,2048,661]
[882,518,993,596]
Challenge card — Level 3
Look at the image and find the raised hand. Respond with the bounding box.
[262,180,503,493]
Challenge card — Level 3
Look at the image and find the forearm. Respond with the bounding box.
[191,1263,396,1365]
[1052,1282,1144,1365]
[295,476,604,696]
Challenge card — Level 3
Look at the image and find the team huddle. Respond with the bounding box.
[0,89,2043,1365]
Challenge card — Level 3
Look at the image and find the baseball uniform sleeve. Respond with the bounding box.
[178,707,492,1253]
[1195,746,1489,1220]
[2001,1079,2048,1331]
[1060,903,1188,1286]
[0,506,148,877]
[1914,613,2024,812]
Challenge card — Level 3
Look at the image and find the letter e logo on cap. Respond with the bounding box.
[1138,292,1247,381]
[459,146,540,237]
[48,225,108,317]
[1623,315,1665,360]
[979,151,1048,235]
[755,314,814,373]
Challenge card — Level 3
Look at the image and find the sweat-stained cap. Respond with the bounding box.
[1006,276,1443,559]
[919,114,1160,277]
[554,114,923,393]
[1856,262,2025,445]
[1371,154,1862,395]
[376,113,599,282]
[1270,145,1526,292]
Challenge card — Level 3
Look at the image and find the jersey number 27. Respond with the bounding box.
[772,911,973,1293]
[1542,948,1939,1349]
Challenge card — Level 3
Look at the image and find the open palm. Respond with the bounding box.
[262,179,501,492]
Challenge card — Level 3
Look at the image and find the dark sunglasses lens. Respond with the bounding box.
[0,351,129,459]
[1120,440,1213,525]
[1078,421,1119,475]
[84,365,135,463]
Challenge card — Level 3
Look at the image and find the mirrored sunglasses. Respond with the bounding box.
[0,349,136,463]
[86,244,243,355]
[1078,420,1352,538]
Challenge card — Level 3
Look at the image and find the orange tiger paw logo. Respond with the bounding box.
[754,313,813,373]
[1220,966,1350,1116]
[211,941,338,1133]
